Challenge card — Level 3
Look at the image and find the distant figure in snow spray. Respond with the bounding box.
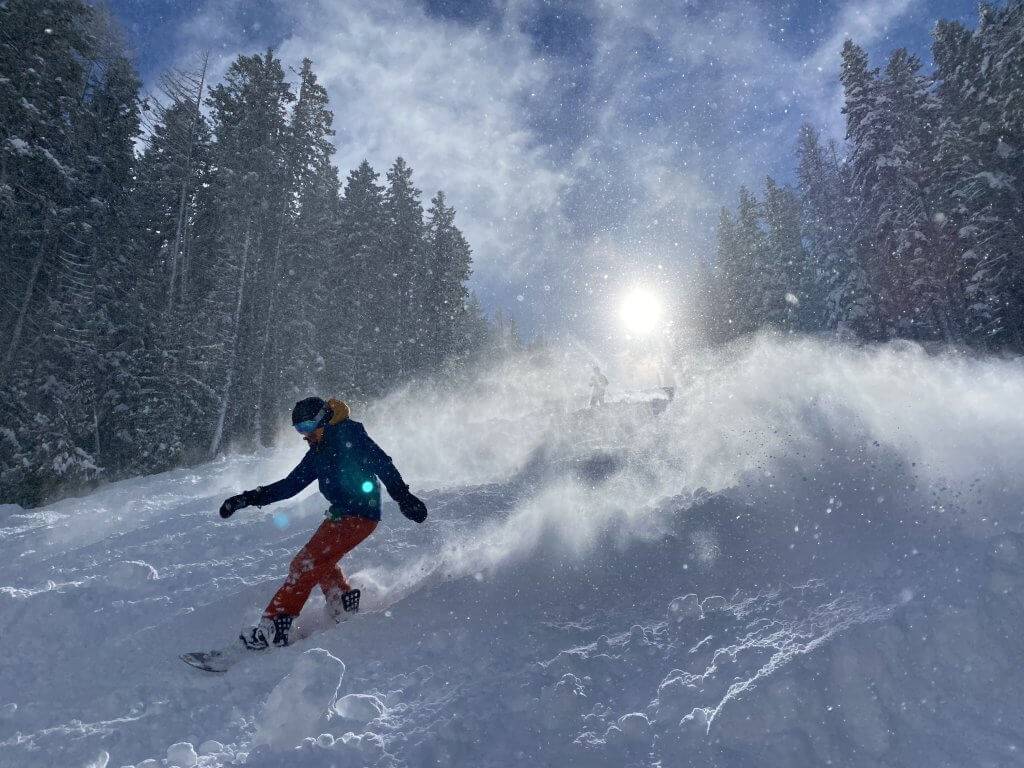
[589,364,608,408]
[218,397,427,651]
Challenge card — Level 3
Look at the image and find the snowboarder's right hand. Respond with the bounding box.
[219,492,251,519]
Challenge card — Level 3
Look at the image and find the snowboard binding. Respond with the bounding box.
[327,588,361,622]
[239,614,293,650]
[341,588,361,613]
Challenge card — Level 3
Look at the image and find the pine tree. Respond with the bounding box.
[424,190,475,369]
[733,187,769,332]
[934,11,1024,348]
[712,207,742,340]
[491,308,523,356]
[0,0,143,503]
[0,0,94,369]
[204,50,295,453]
[795,124,873,336]
[761,177,810,331]
[130,63,214,469]
[690,256,721,344]
[142,57,210,311]
[458,293,493,366]
[335,160,387,397]
[840,40,889,338]
[984,2,1024,348]
[880,48,952,339]
[275,59,340,413]
[81,54,146,474]
[382,157,427,379]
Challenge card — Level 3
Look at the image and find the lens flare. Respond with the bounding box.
[620,288,663,335]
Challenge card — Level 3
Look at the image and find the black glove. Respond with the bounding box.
[219,491,254,519]
[395,489,428,524]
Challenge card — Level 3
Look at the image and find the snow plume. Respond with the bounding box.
[362,335,1024,585]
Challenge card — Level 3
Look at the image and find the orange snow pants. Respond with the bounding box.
[264,516,377,618]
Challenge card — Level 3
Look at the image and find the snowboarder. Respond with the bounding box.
[218,397,427,651]
[589,364,608,408]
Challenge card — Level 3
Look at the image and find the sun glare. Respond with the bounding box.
[620,288,663,336]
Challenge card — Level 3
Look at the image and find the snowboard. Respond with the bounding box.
[181,601,359,673]
[181,565,440,673]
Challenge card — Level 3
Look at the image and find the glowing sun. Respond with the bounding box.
[620,288,663,335]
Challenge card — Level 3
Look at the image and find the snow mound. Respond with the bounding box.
[251,649,346,752]
[165,741,198,767]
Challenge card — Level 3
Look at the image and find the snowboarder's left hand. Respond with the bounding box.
[396,491,428,523]
[219,492,251,519]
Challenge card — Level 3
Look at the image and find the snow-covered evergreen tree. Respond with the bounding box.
[0,0,140,502]
[733,187,769,333]
[382,157,427,379]
[881,48,953,339]
[794,124,868,335]
[711,207,742,340]
[934,11,1024,348]
[131,64,214,469]
[275,59,339,413]
[0,8,491,504]
[839,40,891,339]
[761,177,810,332]
[81,54,146,474]
[424,191,475,369]
[204,50,295,452]
[335,160,387,398]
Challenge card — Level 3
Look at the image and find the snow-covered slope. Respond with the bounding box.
[3,336,1024,768]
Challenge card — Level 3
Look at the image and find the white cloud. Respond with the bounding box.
[178,0,569,291]
[806,0,919,73]
[799,0,920,139]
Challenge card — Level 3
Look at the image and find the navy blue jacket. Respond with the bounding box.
[250,419,407,521]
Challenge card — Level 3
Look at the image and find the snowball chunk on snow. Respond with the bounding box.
[165,741,198,767]
[617,712,650,739]
[701,595,728,612]
[315,733,335,748]
[197,740,224,756]
[668,593,702,621]
[332,693,385,724]
[681,706,711,731]
[252,648,345,750]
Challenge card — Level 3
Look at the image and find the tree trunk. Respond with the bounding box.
[167,57,208,312]
[3,225,48,371]
[252,222,290,447]
[209,222,251,457]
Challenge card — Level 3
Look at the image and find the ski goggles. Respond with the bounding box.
[294,419,321,435]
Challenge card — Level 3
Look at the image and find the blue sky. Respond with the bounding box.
[107,0,981,336]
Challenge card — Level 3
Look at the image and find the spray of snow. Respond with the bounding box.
[5,335,1024,767]
[357,334,1024,589]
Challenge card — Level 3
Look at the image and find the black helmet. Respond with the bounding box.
[291,396,327,427]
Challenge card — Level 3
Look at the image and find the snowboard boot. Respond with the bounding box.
[326,588,361,622]
[239,614,293,650]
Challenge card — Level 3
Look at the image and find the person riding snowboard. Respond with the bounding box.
[218,397,427,651]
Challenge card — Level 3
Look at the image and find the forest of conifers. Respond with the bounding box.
[705,5,1024,346]
[0,0,494,505]
[2,1,1023,507]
